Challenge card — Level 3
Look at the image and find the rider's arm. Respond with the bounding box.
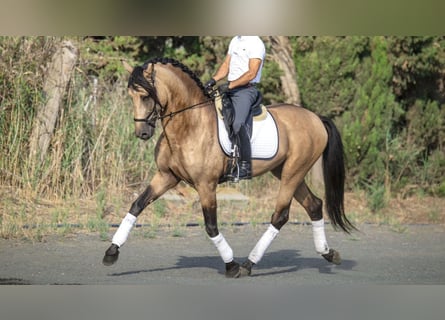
[228,58,262,89]
[212,54,231,82]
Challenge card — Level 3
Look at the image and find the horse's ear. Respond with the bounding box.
[143,63,155,78]
[121,59,133,73]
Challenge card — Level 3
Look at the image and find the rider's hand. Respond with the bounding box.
[204,78,216,90]
[218,82,230,95]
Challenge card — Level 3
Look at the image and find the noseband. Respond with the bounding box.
[133,102,162,127]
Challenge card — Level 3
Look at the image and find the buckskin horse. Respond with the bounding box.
[102,57,355,278]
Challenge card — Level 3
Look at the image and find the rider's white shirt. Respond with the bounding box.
[227,36,265,83]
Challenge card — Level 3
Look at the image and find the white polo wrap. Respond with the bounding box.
[248,224,280,264]
[210,233,234,263]
[112,213,137,247]
[312,218,330,254]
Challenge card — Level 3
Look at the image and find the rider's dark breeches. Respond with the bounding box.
[229,86,258,134]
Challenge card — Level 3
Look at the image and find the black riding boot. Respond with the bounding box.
[237,125,252,180]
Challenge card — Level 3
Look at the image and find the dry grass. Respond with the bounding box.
[1,183,444,241]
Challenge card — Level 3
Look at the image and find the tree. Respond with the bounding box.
[29,40,78,164]
[387,36,445,195]
[267,36,300,105]
[341,37,404,200]
[292,36,368,116]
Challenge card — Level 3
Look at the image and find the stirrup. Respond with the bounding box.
[218,152,238,183]
[228,145,240,182]
[222,159,251,182]
[224,159,240,183]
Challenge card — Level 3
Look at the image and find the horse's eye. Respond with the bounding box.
[142,95,150,102]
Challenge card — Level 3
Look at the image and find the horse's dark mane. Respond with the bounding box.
[128,57,211,100]
[128,65,160,104]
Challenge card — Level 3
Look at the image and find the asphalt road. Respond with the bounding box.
[1,223,445,285]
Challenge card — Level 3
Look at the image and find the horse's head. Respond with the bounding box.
[124,61,161,140]
[123,58,213,140]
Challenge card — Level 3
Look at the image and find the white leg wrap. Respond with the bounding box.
[248,224,280,264]
[112,213,137,247]
[312,218,330,254]
[209,233,234,263]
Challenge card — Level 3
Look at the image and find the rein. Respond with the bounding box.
[133,98,214,124]
[159,99,214,120]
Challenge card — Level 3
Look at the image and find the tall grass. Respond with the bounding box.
[1,37,159,201]
[1,37,50,192]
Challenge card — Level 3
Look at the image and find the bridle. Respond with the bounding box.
[133,102,161,127]
[132,64,216,126]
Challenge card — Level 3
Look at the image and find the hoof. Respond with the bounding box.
[225,261,241,278]
[322,248,341,265]
[239,259,254,277]
[102,244,120,266]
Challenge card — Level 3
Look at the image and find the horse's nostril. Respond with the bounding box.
[140,132,150,140]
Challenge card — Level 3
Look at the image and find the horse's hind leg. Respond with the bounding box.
[293,182,341,265]
[102,171,179,266]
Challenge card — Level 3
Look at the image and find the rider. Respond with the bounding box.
[205,36,266,180]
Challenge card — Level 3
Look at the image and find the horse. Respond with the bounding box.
[102,57,356,278]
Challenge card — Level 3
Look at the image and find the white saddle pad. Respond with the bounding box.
[217,111,279,160]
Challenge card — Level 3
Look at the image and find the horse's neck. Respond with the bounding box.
[156,65,203,112]
[162,100,216,140]
[156,65,216,141]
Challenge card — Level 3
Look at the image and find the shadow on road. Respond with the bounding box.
[108,249,357,278]
[0,278,32,285]
[251,250,357,277]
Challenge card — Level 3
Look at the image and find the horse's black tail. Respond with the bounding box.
[319,115,356,234]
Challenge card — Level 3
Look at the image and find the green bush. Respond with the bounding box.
[291,36,444,198]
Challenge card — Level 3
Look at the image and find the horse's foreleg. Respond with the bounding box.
[241,167,309,276]
[198,187,240,278]
[294,182,341,265]
[239,206,287,276]
[102,171,179,266]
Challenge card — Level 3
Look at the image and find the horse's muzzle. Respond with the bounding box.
[135,123,155,140]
